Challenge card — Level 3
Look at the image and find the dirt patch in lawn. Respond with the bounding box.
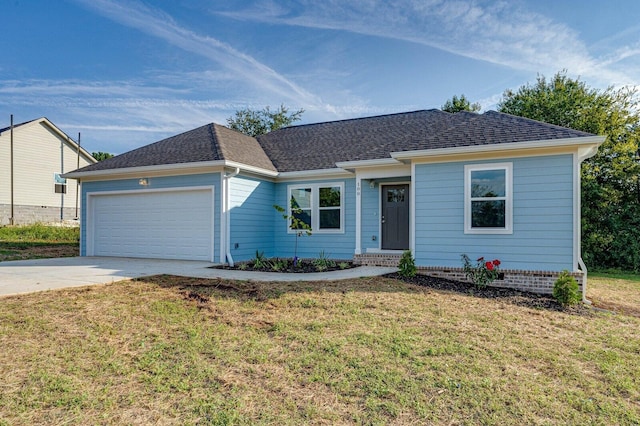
[150,272,592,315]
[0,242,78,262]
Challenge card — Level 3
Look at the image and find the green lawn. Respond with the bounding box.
[0,274,638,425]
[0,224,79,261]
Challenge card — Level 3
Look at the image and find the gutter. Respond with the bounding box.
[223,167,240,267]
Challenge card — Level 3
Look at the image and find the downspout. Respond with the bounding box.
[223,167,240,267]
[576,144,601,304]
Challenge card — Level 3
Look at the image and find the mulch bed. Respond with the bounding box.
[386,272,593,315]
[213,258,356,273]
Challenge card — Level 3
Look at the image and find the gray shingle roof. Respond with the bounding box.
[257,110,593,172]
[73,123,276,173]
[71,110,595,175]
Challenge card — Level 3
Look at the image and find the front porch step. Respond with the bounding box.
[354,253,402,267]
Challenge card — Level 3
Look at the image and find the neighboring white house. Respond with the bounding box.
[0,117,96,225]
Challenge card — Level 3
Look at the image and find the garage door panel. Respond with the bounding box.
[90,188,213,261]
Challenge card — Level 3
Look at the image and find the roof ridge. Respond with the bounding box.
[209,123,224,160]
[483,110,593,135]
[264,109,444,133]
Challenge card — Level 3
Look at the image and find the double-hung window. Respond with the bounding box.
[54,173,67,194]
[288,183,344,233]
[464,163,512,234]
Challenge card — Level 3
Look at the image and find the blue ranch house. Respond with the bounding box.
[65,110,604,296]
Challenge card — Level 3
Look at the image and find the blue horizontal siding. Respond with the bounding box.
[80,173,221,258]
[229,176,275,261]
[361,180,380,251]
[272,178,356,260]
[414,155,575,271]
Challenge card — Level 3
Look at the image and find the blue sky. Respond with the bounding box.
[1,0,639,154]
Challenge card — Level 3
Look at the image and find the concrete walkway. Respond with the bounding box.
[0,257,397,297]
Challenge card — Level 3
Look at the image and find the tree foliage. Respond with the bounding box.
[498,71,640,271]
[442,94,481,113]
[227,104,304,137]
[91,152,114,161]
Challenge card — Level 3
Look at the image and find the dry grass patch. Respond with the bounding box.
[0,275,638,425]
[588,271,640,317]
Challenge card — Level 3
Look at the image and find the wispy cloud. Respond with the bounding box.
[216,0,637,88]
[72,0,323,108]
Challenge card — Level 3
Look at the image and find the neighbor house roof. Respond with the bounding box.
[0,117,97,165]
[68,110,596,176]
[0,119,37,134]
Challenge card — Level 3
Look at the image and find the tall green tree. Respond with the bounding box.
[498,71,640,271]
[91,152,114,161]
[227,104,304,137]
[442,94,481,113]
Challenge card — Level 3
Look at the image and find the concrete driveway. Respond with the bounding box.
[0,257,396,297]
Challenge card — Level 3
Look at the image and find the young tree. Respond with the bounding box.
[91,152,114,161]
[442,94,481,113]
[227,104,304,137]
[498,71,640,271]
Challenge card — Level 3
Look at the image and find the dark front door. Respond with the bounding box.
[381,184,409,250]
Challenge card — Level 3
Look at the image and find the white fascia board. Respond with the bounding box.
[63,160,279,181]
[356,165,412,180]
[63,160,227,180]
[391,136,606,162]
[336,158,403,169]
[224,160,279,177]
[277,168,353,181]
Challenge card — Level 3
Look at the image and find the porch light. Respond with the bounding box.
[369,180,376,189]
[139,178,149,186]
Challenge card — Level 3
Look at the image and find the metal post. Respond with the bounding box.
[9,115,14,225]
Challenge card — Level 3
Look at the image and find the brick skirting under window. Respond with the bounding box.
[354,254,584,295]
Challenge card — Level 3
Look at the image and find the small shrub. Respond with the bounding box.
[270,258,288,272]
[313,250,336,271]
[237,262,248,271]
[252,250,267,269]
[552,270,581,306]
[338,262,350,270]
[461,254,501,288]
[398,250,417,278]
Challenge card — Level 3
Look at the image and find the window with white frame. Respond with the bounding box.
[464,163,512,234]
[288,183,344,233]
[54,173,67,194]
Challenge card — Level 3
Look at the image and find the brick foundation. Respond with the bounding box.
[353,253,584,295]
[417,266,584,295]
[353,253,402,267]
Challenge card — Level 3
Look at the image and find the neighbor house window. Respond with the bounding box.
[464,163,512,234]
[54,173,67,194]
[288,183,344,233]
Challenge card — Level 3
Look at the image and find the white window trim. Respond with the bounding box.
[287,182,345,234]
[464,162,513,235]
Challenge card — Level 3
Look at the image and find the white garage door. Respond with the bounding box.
[88,187,214,261]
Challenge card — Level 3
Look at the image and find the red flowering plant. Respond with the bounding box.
[461,254,501,288]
